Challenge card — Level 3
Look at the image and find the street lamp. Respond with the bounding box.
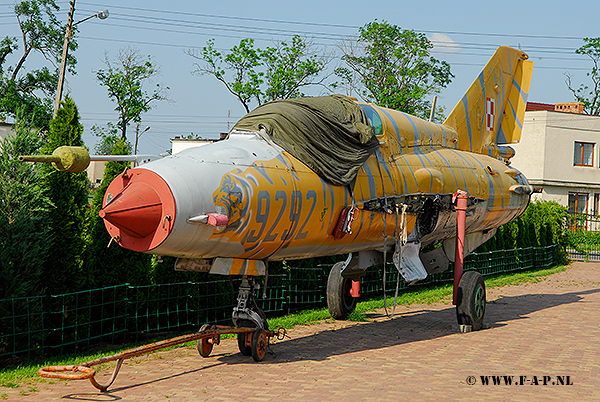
[134,125,151,155]
[53,1,109,117]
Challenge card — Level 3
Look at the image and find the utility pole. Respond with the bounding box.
[53,4,109,118]
[53,0,75,118]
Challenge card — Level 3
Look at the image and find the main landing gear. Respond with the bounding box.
[455,270,486,330]
[452,190,486,331]
[326,261,358,320]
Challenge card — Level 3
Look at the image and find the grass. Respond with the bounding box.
[0,264,568,388]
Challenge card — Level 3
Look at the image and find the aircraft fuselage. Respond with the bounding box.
[101,105,530,269]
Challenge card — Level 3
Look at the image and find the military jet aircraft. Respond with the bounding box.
[23,46,533,355]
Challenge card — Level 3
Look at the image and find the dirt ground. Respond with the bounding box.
[3,261,600,401]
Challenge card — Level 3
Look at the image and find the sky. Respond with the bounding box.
[1,0,598,155]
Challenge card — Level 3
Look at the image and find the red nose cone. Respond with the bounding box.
[101,168,176,252]
[100,182,162,238]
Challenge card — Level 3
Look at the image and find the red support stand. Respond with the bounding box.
[452,190,468,305]
[350,280,360,298]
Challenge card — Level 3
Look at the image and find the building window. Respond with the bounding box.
[574,142,594,166]
[594,194,600,216]
[568,192,588,214]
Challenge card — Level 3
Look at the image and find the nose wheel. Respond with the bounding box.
[232,276,270,360]
[456,271,486,330]
[251,330,269,362]
[236,319,255,356]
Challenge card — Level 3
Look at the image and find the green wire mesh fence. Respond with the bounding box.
[0,245,557,365]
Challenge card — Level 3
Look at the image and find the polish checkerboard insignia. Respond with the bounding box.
[486,97,495,131]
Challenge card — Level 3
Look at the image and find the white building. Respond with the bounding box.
[0,122,14,144]
[85,137,222,188]
[170,137,218,154]
[511,102,600,215]
[87,160,106,189]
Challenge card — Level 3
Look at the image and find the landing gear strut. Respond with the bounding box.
[453,190,486,330]
[232,276,269,361]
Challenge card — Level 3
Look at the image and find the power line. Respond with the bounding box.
[4,1,589,47]
[79,1,586,43]
[78,1,590,45]
[78,2,361,30]
[67,11,587,62]
[77,34,587,69]
[82,111,242,119]
[86,17,583,56]
[3,3,588,60]
[92,19,580,56]
[420,29,583,41]
[105,14,350,41]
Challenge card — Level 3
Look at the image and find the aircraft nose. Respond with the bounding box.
[100,168,176,252]
[99,181,162,238]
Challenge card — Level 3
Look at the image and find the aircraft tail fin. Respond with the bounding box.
[443,46,534,155]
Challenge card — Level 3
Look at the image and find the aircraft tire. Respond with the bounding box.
[327,261,357,320]
[237,319,254,356]
[456,271,486,330]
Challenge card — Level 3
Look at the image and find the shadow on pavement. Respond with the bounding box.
[218,287,600,364]
[59,285,600,399]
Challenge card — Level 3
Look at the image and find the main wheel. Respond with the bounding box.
[456,271,486,330]
[237,319,254,356]
[251,330,269,362]
[327,261,357,320]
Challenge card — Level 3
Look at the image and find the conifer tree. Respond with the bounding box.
[0,115,52,299]
[40,97,89,295]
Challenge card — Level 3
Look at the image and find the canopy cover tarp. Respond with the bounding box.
[233,95,379,186]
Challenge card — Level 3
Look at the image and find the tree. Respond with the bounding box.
[262,36,328,102]
[336,20,453,119]
[0,114,53,299]
[90,121,126,155]
[566,37,600,115]
[83,138,151,288]
[96,47,169,140]
[40,97,89,295]
[0,0,77,128]
[188,35,328,113]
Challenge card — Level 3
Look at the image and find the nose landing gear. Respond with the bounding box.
[232,276,270,361]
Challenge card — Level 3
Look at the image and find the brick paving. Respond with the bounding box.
[3,262,600,401]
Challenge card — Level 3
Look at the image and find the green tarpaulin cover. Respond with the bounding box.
[233,95,379,186]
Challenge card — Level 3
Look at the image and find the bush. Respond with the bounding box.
[478,200,568,263]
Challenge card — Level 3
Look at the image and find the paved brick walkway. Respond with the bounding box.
[4,262,600,401]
